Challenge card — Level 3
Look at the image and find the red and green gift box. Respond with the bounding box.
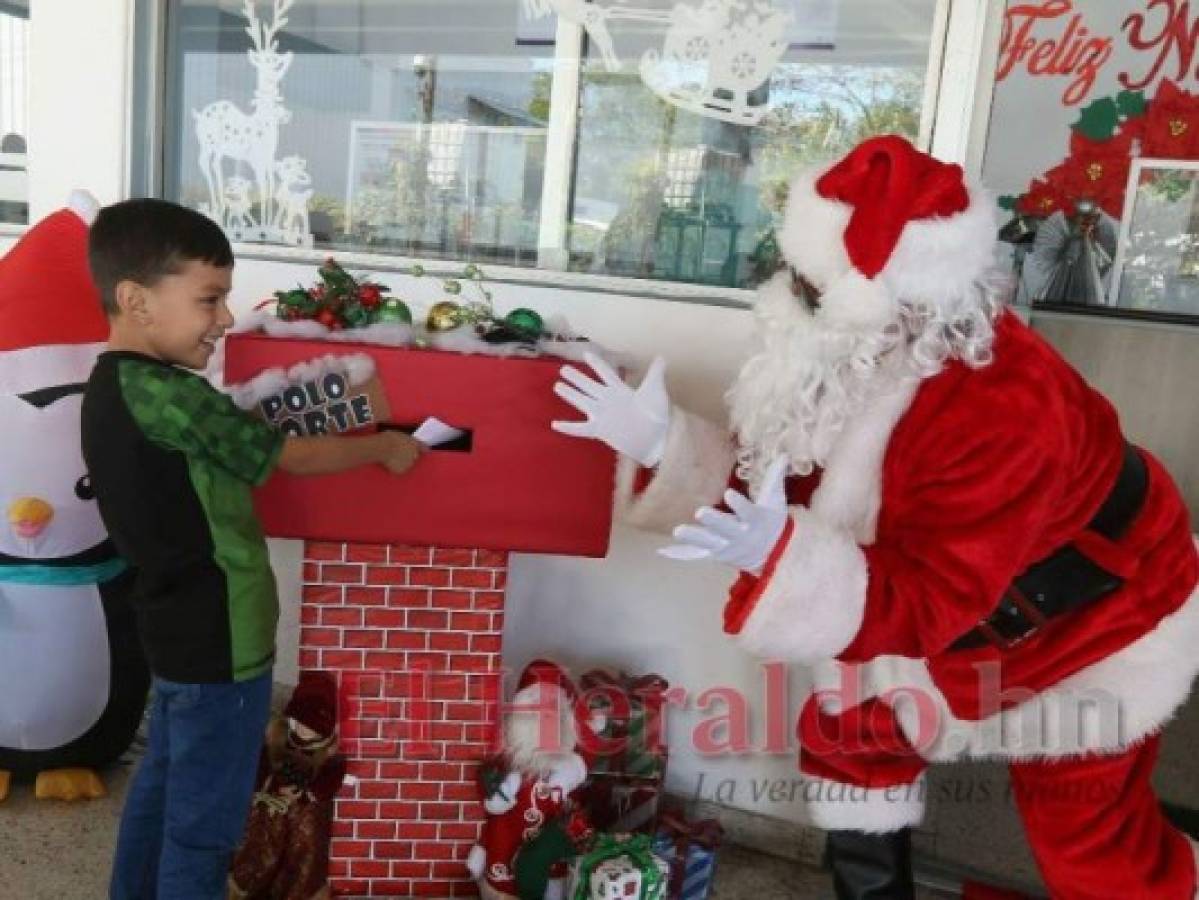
[581,669,669,779]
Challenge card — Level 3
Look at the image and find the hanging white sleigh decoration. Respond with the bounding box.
[192,0,312,247]
[522,0,793,125]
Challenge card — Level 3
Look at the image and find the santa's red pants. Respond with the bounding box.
[800,696,1197,899]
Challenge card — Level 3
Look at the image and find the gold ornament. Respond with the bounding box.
[426,300,465,332]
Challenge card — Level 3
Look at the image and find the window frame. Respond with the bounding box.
[126,0,1000,307]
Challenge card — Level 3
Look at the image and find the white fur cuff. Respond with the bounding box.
[615,407,736,534]
[804,774,926,833]
[735,507,868,663]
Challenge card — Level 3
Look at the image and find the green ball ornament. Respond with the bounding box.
[504,307,544,337]
[371,298,413,325]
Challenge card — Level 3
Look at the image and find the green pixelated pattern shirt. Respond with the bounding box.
[81,351,285,682]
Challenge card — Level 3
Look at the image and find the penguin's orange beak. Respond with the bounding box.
[8,497,54,540]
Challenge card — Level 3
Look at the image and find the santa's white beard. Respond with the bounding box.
[728,272,905,489]
[728,270,1003,490]
[504,685,580,777]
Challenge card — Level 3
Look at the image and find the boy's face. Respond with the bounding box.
[128,260,234,369]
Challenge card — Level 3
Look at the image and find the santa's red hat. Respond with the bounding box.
[285,670,339,738]
[0,190,108,394]
[777,135,997,329]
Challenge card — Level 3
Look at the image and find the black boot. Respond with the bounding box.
[823,828,915,900]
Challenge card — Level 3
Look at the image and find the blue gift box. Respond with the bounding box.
[651,818,723,900]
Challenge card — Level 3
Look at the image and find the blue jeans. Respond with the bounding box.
[110,671,273,900]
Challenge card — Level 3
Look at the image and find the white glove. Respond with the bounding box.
[551,352,670,467]
[660,456,790,576]
[483,771,522,815]
[546,753,587,794]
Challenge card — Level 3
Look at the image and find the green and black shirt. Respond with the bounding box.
[81,351,285,683]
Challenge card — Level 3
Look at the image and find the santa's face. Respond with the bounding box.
[505,682,581,775]
[135,260,234,370]
[727,269,902,487]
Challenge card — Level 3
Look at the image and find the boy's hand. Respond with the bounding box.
[379,430,425,474]
[278,431,427,477]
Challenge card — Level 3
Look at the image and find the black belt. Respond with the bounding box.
[949,442,1148,652]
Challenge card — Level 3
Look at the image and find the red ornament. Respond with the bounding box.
[316,308,339,328]
[359,284,382,308]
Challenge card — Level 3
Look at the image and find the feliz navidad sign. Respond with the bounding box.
[986,0,1199,201]
[255,369,390,437]
[997,0,1199,106]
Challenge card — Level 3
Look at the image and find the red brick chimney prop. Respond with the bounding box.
[225,333,615,897]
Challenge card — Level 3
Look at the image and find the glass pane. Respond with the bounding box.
[981,2,1199,318]
[161,0,940,290]
[1113,164,1199,315]
[163,0,552,264]
[566,0,939,288]
[0,0,29,226]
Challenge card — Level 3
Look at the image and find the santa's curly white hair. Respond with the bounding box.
[729,152,1005,489]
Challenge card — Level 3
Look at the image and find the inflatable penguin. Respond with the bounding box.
[0,192,149,801]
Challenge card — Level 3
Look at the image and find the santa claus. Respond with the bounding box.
[467,659,601,900]
[552,135,1199,899]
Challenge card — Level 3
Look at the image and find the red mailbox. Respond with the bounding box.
[223,332,616,557]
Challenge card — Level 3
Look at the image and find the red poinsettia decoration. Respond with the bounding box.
[1140,79,1199,160]
[1017,177,1075,218]
[1051,130,1134,217]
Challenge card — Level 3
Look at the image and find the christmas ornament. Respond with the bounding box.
[370,298,412,325]
[504,308,544,338]
[269,258,401,331]
[1025,202,1118,306]
[426,300,465,332]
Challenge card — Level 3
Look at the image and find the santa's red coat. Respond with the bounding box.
[475,774,572,896]
[622,311,1199,755]
[728,311,1198,719]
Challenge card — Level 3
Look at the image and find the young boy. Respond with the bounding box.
[81,198,423,899]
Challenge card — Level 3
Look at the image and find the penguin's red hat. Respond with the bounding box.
[0,191,108,394]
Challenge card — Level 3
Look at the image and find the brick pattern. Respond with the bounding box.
[302,541,509,898]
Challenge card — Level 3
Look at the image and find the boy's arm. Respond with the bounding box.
[121,363,422,485]
[278,430,424,476]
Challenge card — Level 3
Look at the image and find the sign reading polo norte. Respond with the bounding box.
[230,354,391,438]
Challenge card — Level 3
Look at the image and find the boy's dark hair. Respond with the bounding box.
[88,198,233,315]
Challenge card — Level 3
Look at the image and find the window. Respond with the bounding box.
[158,0,945,292]
[980,0,1199,320]
[0,0,29,226]
[566,2,939,287]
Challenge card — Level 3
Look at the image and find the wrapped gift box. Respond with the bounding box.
[584,772,664,834]
[568,834,670,900]
[582,670,670,779]
[223,332,616,556]
[651,814,724,900]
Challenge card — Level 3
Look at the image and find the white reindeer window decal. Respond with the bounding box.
[193,0,313,247]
